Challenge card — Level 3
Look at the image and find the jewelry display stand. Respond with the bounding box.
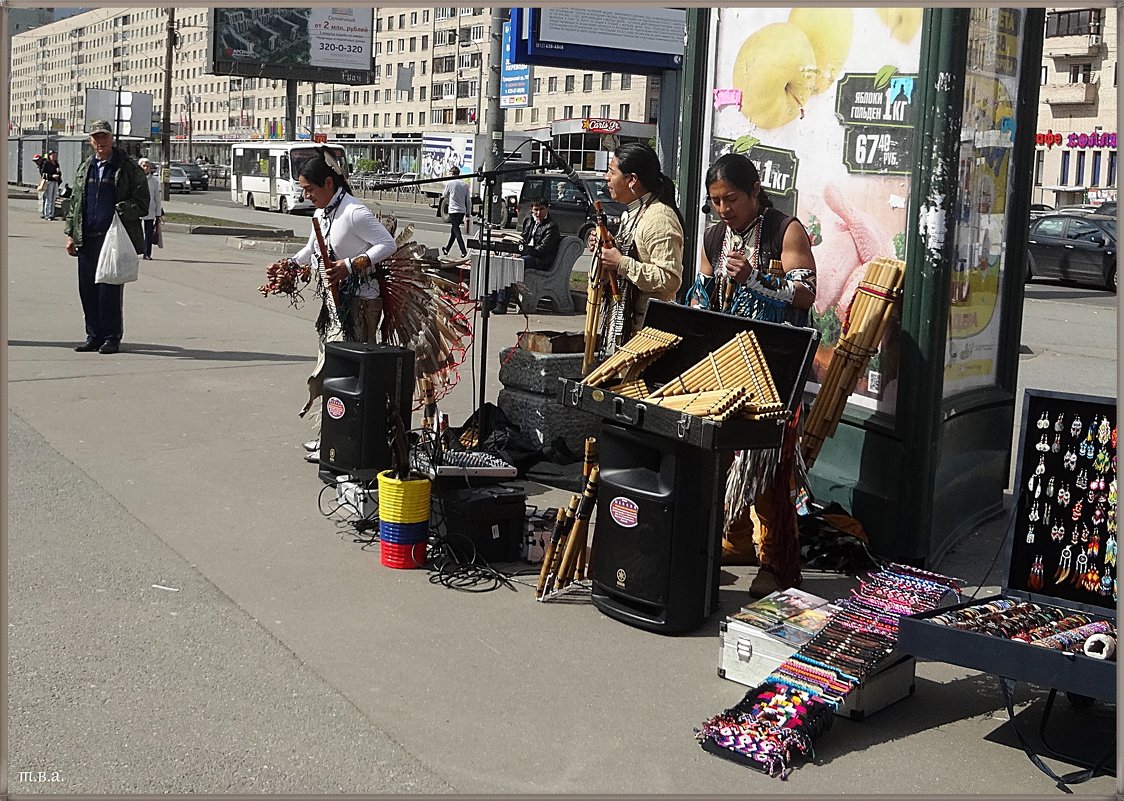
[898,388,1117,786]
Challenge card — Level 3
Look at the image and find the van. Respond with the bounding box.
[516,171,624,241]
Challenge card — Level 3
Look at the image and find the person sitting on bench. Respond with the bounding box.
[491,196,562,314]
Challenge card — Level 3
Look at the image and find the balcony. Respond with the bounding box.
[1041,80,1099,105]
[1043,34,1103,59]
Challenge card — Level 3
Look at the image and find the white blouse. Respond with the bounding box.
[294,192,397,299]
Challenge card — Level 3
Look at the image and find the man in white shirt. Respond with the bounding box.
[440,167,470,258]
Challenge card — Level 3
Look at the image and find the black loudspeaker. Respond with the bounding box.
[589,423,725,633]
[319,342,414,480]
[439,484,526,563]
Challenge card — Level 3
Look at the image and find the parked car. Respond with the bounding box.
[1029,203,1053,220]
[1026,212,1116,291]
[168,166,192,194]
[516,171,625,242]
[1091,201,1117,217]
[172,161,208,190]
[1055,204,1099,215]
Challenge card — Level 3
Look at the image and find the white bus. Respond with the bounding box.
[230,141,348,213]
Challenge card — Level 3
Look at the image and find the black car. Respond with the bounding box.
[1091,201,1116,217]
[1026,213,1116,291]
[172,161,209,190]
[516,171,624,242]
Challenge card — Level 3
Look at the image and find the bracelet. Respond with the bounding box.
[351,254,372,275]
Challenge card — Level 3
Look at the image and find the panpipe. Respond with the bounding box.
[648,330,780,408]
[582,326,681,387]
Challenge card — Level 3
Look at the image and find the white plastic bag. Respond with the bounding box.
[95,212,139,284]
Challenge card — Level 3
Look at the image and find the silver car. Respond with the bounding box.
[168,166,192,194]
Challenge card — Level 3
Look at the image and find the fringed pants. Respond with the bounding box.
[723,413,802,590]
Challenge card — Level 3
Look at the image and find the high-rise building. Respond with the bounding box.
[1033,7,1118,207]
[9,6,661,171]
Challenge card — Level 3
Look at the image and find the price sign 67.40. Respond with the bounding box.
[843,128,913,176]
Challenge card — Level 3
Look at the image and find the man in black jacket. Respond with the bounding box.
[63,120,149,354]
[520,196,561,271]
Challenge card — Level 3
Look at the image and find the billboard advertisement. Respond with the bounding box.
[500,21,531,109]
[208,8,375,85]
[707,7,924,415]
[510,7,685,73]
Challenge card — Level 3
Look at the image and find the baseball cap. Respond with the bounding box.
[86,120,113,135]
[48,149,56,155]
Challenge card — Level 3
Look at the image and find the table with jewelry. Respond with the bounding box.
[898,388,1117,782]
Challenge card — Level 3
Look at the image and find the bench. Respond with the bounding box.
[517,234,581,315]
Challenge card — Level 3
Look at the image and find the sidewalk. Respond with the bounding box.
[6,200,1115,795]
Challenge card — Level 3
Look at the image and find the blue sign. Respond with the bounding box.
[500,21,531,109]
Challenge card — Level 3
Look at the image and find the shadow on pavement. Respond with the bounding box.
[9,339,314,363]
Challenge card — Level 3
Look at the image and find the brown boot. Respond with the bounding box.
[721,507,760,566]
[748,565,802,599]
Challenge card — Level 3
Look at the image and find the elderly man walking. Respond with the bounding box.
[63,120,148,354]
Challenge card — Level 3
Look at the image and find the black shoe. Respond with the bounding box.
[74,339,103,352]
[492,305,507,315]
[99,340,120,354]
[441,246,450,256]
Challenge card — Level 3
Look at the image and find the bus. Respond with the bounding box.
[230,141,348,214]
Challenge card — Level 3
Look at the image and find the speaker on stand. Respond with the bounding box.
[318,342,415,483]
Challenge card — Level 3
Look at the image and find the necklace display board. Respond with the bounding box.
[897,389,1116,783]
[898,389,1116,697]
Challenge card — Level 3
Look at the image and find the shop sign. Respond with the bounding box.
[1036,130,1117,149]
[582,119,621,135]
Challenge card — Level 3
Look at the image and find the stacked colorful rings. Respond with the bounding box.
[377,470,431,569]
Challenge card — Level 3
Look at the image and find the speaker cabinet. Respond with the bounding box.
[589,423,725,633]
[319,342,414,480]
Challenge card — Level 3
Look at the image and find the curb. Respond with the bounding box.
[162,222,294,238]
[224,236,304,256]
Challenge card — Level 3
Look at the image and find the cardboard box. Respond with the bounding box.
[519,330,585,354]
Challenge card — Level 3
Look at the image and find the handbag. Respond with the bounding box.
[95,212,140,284]
[36,177,46,193]
[154,217,164,249]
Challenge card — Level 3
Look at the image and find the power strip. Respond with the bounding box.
[336,480,378,518]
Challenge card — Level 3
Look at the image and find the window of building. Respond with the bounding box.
[420,86,427,101]
[363,113,369,127]
[422,35,428,50]
[1034,150,1044,186]
[408,112,414,125]
[1045,9,1101,37]
[1091,151,1102,186]
[601,72,612,90]
[1108,151,1117,187]
[581,104,591,117]
[619,103,629,119]
[565,75,575,92]
[562,105,573,118]
[386,15,394,31]
[372,115,378,128]
[410,37,416,52]
[1059,150,1070,185]
[399,14,405,27]
[621,74,631,90]
[583,74,593,91]
[1075,150,1086,185]
[1069,63,1092,83]
[600,104,610,117]
[531,108,539,123]
[352,113,358,127]
[548,76,557,93]
[547,107,556,121]
[1040,66,1047,85]
[384,112,391,126]
[388,40,394,54]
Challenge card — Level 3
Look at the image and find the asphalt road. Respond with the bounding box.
[5,196,1118,795]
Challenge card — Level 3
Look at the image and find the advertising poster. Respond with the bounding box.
[708,8,924,414]
[500,21,532,109]
[943,9,1023,395]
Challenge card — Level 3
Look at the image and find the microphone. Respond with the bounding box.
[541,141,583,186]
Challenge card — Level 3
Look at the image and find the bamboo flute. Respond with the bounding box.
[554,465,600,591]
[537,496,579,599]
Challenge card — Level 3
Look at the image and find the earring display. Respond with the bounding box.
[899,390,1118,726]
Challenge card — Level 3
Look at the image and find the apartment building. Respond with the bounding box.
[1033,7,1118,207]
[9,6,660,172]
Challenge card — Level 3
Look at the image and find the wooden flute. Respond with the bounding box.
[311,217,342,312]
